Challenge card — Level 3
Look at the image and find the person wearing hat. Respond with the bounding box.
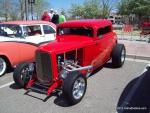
[48,9,54,21]
[59,11,66,24]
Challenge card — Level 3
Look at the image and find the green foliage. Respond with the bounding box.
[68,4,84,19]
[118,0,150,16]
[69,0,112,19]
[34,0,50,19]
[0,0,51,21]
[83,0,101,19]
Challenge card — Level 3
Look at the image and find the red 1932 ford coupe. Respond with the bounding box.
[13,19,126,105]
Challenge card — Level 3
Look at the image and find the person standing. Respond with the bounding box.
[48,9,54,21]
[59,11,66,24]
[51,10,59,25]
[41,11,50,21]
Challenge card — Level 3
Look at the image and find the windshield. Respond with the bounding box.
[58,27,93,37]
[0,24,22,38]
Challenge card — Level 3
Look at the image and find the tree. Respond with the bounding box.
[68,0,112,19]
[68,4,84,19]
[0,0,12,21]
[0,0,51,21]
[83,0,101,19]
[69,0,101,19]
[18,0,25,20]
[118,0,150,23]
[101,0,112,18]
[34,0,50,20]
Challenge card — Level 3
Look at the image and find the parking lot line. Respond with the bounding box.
[126,58,150,63]
[0,81,14,89]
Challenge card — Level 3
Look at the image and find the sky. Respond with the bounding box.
[49,0,84,12]
[49,0,118,13]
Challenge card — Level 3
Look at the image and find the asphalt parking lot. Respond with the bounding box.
[0,59,149,113]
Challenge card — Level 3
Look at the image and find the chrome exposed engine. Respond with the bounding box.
[57,50,93,79]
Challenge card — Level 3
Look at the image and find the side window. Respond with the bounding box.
[43,25,55,34]
[97,26,111,38]
[23,25,42,36]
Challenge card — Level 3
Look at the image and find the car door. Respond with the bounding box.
[41,24,56,41]
[0,24,24,66]
[92,26,114,67]
[18,25,44,63]
[0,37,20,66]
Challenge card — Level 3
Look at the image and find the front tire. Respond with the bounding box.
[63,71,87,105]
[0,57,7,76]
[112,44,126,67]
[13,62,34,88]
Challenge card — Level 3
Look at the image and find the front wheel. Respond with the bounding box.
[0,57,7,76]
[62,71,87,105]
[13,62,34,88]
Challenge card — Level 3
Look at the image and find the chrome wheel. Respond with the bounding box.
[0,57,7,76]
[121,48,125,63]
[20,67,30,83]
[20,63,34,84]
[13,62,34,88]
[72,77,86,100]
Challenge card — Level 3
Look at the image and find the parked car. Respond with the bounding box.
[140,22,150,43]
[13,19,126,105]
[0,20,56,76]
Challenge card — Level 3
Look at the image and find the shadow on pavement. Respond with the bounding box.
[8,61,118,107]
[9,82,71,107]
[6,68,14,75]
[54,94,71,107]
[9,83,21,89]
[104,62,115,68]
[117,67,150,113]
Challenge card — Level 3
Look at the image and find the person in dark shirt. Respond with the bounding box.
[51,10,59,25]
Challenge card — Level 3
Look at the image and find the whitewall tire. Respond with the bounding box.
[0,57,7,76]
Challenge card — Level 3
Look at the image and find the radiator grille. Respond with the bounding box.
[36,50,53,85]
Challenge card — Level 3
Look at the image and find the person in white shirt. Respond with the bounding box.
[48,9,54,21]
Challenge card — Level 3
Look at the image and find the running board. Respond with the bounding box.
[27,87,47,94]
[26,81,49,94]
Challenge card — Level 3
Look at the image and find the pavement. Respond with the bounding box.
[118,36,150,61]
[0,60,149,113]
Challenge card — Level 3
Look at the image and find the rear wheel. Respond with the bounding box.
[63,71,87,105]
[112,44,126,67]
[13,62,34,88]
[0,57,7,76]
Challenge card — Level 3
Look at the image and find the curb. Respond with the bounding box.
[126,54,150,61]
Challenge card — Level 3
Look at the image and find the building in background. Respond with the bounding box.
[108,13,123,25]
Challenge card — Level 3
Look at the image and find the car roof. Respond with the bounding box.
[58,19,112,28]
[0,20,56,28]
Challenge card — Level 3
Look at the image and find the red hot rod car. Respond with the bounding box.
[13,19,126,105]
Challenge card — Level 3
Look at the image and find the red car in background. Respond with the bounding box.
[140,22,150,43]
[0,21,56,76]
